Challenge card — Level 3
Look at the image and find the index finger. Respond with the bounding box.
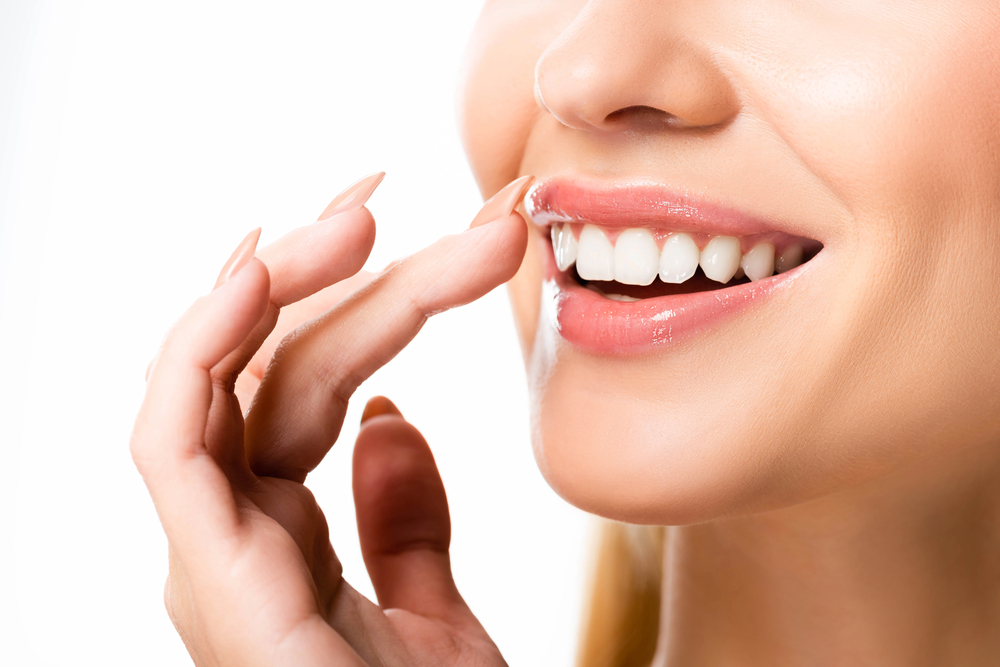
[244,176,532,481]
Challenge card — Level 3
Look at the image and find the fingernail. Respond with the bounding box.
[214,228,261,289]
[360,396,403,424]
[469,175,534,229]
[318,172,386,221]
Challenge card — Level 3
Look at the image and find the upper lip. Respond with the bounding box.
[524,176,821,242]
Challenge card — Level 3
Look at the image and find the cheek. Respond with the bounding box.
[458,3,551,195]
[751,10,1000,215]
[750,8,1000,460]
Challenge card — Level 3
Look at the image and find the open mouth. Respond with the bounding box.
[525,177,825,352]
[550,223,821,302]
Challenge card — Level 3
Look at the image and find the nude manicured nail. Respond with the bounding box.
[214,227,261,289]
[360,395,403,424]
[318,172,386,221]
[469,175,535,229]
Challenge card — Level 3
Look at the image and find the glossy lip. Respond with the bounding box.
[525,177,825,243]
[529,176,820,354]
[544,247,810,355]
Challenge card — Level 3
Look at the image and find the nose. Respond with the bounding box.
[534,0,740,132]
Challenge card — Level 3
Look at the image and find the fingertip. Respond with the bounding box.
[315,206,377,253]
[464,211,529,281]
[354,417,432,479]
[353,416,450,555]
[213,256,271,317]
[360,395,403,424]
[504,210,530,262]
[214,227,262,290]
[167,257,271,371]
[469,175,534,229]
[262,207,377,308]
[317,171,385,222]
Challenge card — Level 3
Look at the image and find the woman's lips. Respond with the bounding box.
[525,177,821,241]
[543,252,805,354]
[527,177,820,354]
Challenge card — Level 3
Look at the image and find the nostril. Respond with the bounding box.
[605,105,696,130]
[604,105,681,129]
[605,105,667,122]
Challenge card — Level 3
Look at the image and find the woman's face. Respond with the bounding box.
[459,0,1000,523]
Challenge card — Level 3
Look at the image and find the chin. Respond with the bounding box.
[526,358,782,525]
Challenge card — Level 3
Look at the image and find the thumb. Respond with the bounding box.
[352,397,479,631]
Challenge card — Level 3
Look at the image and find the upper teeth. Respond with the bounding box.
[552,224,578,272]
[775,245,803,274]
[659,232,700,284]
[700,235,742,283]
[741,242,775,282]
[551,223,802,286]
[614,228,658,286]
[576,224,615,281]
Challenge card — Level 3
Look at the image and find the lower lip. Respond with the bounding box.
[543,240,805,355]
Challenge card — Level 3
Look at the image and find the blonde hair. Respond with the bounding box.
[576,522,665,667]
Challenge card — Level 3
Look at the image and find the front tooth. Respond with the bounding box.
[775,245,803,273]
[700,235,741,283]
[740,242,775,281]
[576,224,615,281]
[658,233,700,283]
[613,228,658,286]
[551,224,578,271]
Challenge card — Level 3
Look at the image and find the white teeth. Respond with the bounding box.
[658,233,700,284]
[775,245,803,273]
[613,228,659,286]
[551,224,578,272]
[576,224,615,281]
[604,293,640,302]
[740,242,775,282]
[552,224,809,297]
[700,235,741,284]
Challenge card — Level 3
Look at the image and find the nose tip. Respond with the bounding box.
[534,53,622,131]
[533,9,740,133]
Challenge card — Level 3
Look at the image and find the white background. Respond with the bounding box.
[0,1,591,665]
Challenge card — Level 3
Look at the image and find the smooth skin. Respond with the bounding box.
[131,203,525,666]
[459,1,1000,665]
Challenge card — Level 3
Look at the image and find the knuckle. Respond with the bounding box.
[324,363,358,405]
[380,255,436,316]
[272,325,358,411]
[269,326,300,364]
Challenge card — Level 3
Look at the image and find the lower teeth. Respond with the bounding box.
[602,293,640,302]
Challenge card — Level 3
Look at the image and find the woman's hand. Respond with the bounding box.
[131,174,532,666]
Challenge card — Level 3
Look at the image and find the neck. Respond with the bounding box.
[653,443,1000,667]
